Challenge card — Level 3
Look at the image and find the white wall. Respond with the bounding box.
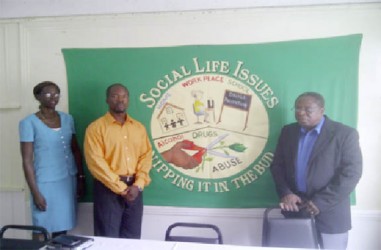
[1,2,380,249]
[1,0,380,18]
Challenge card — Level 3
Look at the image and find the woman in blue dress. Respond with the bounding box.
[19,81,85,240]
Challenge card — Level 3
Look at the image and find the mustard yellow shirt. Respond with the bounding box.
[84,112,152,194]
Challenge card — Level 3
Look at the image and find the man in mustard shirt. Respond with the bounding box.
[84,83,152,238]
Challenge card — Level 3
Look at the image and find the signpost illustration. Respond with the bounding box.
[218,90,252,131]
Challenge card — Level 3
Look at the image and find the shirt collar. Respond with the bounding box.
[105,112,133,125]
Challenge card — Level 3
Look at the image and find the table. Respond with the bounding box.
[85,237,307,250]
[173,241,279,250]
[86,237,176,250]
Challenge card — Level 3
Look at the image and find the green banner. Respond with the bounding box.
[63,34,361,208]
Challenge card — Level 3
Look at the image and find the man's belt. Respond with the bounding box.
[119,175,135,186]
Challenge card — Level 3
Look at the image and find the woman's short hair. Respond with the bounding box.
[33,81,60,99]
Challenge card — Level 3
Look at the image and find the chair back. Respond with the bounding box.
[262,208,320,249]
[165,222,223,244]
[0,224,49,250]
[0,225,49,241]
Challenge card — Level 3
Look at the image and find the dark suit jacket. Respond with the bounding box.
[270,116,362,233]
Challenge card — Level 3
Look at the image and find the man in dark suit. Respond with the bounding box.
[270,92,362,249]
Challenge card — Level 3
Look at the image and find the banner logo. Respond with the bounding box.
[143,57,279,192]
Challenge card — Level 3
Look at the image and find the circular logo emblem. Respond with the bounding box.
[151,73,269,186]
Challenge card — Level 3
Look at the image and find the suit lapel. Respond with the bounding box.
[289,124,301,175]
[308,117,335,165]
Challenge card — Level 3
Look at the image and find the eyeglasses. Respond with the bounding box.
[40,92,61,99]
[293,107,320,115]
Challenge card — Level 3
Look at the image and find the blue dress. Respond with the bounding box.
[19,111,78,233]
